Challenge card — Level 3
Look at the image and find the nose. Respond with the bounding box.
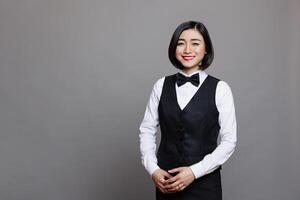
[184,44,192,53]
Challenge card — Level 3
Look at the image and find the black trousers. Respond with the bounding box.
[156,169,222,200]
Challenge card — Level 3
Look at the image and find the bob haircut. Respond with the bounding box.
[168,21,214,70]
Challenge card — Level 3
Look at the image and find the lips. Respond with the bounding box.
[182,56,195,61]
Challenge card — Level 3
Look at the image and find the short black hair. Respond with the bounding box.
[168,21,214,70]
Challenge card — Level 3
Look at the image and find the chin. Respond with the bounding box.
[182,64,199,69]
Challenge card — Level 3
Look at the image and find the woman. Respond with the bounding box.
[139,21,237,200]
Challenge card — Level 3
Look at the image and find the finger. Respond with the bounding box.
[161,178,172,186]
[165,185,178,193]
[157,180,173,192]
[168,184,182,192]
[178,183,185,190]
[165,180,181,190]
[166,188,178,193]
[156,182,165,189]
[168,167,182,174]
[164,172,173,179]
[177,185,182,192]
[165,175,180,185]
[160,187,168,194]
[181,185,186,191]
[161,171,173,179]
[165,186,177,193]
[158,186,166,194]
[165,190,177,194]
[167,186,178,192]
[156,182,168,194]
[161,185,176,194]
[159,177,166,184]
[176,183,186,192]
[153,177,165,188]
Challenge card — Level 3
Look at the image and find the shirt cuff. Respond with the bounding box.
[147,163,160,177]
[189,162,205,179]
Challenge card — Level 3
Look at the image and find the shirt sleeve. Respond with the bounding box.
[189,80,237,179]
[139,77,165,176]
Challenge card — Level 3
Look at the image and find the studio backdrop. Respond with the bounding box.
[0,0,299,199]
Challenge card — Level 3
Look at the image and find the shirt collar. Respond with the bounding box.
[179,69,207,77]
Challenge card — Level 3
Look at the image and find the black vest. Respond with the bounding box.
[157,74,220,170]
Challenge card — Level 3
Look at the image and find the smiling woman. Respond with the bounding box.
[139,21,237,200]
[168,21,214,71]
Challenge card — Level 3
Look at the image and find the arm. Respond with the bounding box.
[189,80,237,179]
[139,77,164,176]
[140,78,177,193]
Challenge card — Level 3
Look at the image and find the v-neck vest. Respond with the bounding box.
[157,74,220,170]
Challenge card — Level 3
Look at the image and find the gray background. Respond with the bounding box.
[0,0,299,199]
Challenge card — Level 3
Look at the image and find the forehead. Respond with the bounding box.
[179,29,203,40]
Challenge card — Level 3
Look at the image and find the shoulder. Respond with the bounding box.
[216,80,234,102]
[153,76,165,91]
[150,76,166,100]
[205,73,234,98]
[217,80,232,93]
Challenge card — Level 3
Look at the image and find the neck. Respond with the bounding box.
[182,67,200,76]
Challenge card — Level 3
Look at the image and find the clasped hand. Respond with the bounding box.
[151,167,195,194]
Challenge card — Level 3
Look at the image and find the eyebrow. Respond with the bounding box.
[178,38,201,42]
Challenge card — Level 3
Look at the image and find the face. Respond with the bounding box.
[175,29,206,72]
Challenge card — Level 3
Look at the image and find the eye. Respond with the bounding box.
[192,43,200,46]
[177,42,184,46]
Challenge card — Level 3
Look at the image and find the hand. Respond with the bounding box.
[164,167,195,193]
[151,168,174,194]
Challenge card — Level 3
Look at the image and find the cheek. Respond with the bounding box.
[196,46,206,54]
[175,48,182,59]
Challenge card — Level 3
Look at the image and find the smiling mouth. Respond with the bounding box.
[182,56,195,61]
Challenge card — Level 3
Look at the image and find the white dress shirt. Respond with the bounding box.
[139,70,237,179]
